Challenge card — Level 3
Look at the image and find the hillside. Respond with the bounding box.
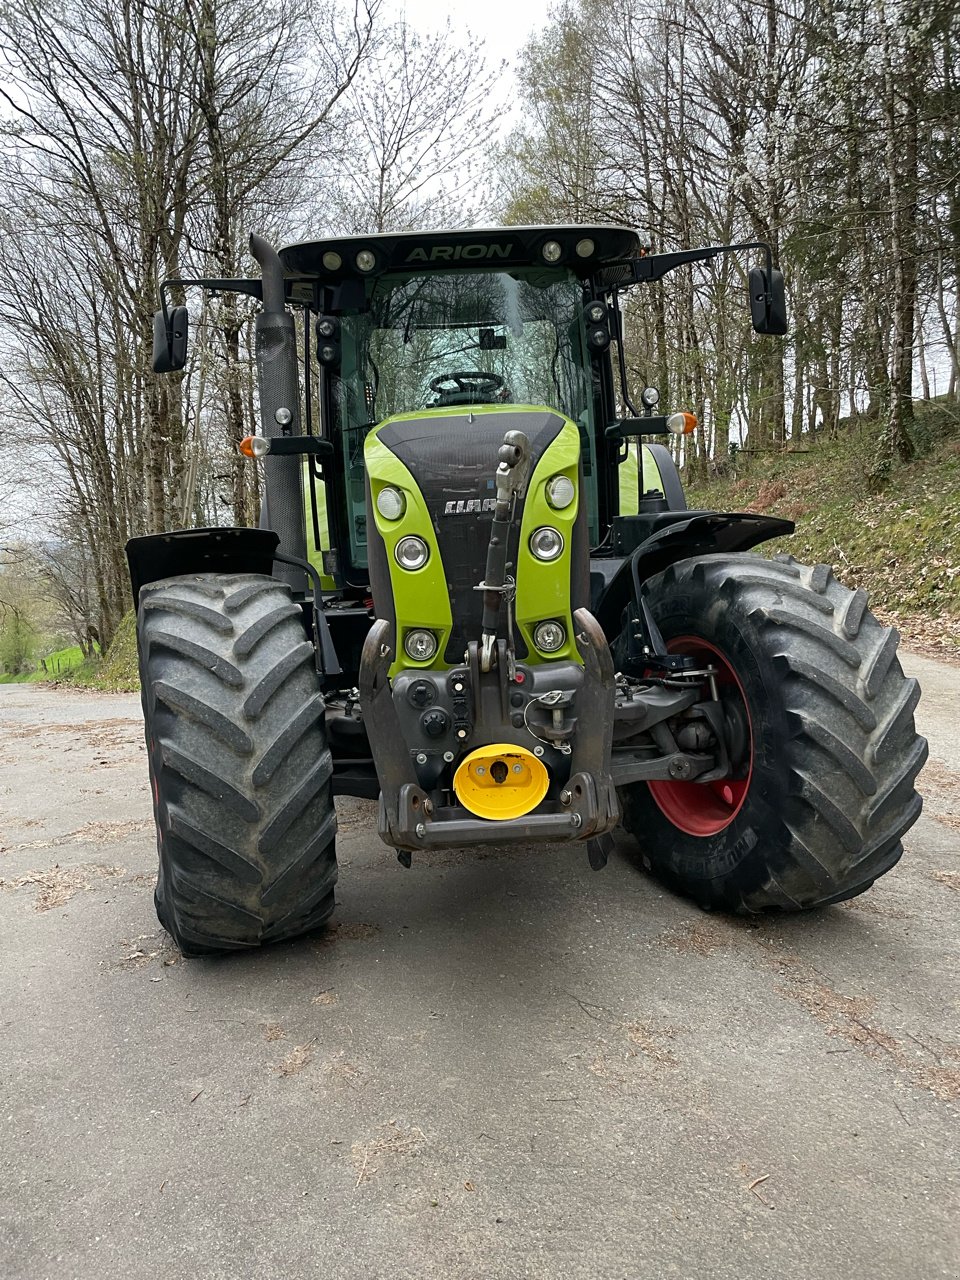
[683,399,960,656]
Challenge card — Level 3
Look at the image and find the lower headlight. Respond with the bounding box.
[404,629,438,662]
[533,620,566,653]
[395,534,429,569]
[529,526,564,561]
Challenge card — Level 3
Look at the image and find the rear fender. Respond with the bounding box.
[593,512,795,640]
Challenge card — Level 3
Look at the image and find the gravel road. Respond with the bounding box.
[1,650,957,1280]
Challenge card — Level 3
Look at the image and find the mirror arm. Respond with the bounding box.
[159,278,264,305]
[623,240,774,289]
[156,277,265,364]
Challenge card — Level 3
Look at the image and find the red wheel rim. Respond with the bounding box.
[647,635,753,837]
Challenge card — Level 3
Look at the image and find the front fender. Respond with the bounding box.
[126,527,279,602]
[593,512,795,640]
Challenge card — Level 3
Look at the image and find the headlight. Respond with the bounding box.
[545,475,575,510]
[404,629,438,662]
[395,535,429,570]
[529,526,564,562]
[534,620,566,653]
[376,486,406,520]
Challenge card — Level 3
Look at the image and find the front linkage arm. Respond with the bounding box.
[478,430,532,672]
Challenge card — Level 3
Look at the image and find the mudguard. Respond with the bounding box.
[593,512,795,639]
[126,527,279,601]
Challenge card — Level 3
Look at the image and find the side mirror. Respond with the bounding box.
[152,306,188,373]
[749,266,787,335]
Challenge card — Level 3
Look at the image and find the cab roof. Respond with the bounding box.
[279,225,645,282]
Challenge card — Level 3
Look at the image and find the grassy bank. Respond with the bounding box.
[0,644,88,685]
[63,610,140,693]
[683,399,960,655]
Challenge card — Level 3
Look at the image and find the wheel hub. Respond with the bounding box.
[647,635,754,837]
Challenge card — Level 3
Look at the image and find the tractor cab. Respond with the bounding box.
[281,226,644,585]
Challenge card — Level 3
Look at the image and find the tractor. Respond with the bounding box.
[128,225,927,956]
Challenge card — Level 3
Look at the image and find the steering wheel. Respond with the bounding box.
[429,371,506,405]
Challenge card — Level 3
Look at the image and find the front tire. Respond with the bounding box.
[137,573,337,955]
[619,554,927,912]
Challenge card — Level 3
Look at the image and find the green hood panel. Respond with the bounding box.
[365,404,584,672]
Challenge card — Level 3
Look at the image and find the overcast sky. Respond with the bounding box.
[391,0,554,120]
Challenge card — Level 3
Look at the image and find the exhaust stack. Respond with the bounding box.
[249,233,307,593]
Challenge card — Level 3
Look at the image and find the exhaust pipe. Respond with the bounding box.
[249,233,307,593]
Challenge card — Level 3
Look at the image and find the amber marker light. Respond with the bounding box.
[239,434,270,458]
[667,412,698,436]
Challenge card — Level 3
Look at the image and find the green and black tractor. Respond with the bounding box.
[129,225,927,956]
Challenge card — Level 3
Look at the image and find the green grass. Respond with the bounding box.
[64,610,140,693]
[683,399,960,652]
[0,643,89,684]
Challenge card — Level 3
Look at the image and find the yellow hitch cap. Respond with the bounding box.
[453,743,549,821]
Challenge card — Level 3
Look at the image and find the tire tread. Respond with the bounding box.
[137,573,337,955]
[619,553,926,913]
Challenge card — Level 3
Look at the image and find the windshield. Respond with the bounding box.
[334,268,599,569]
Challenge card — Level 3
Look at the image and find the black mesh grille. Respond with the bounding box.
[376,410,565,661]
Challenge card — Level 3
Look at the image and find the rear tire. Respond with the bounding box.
[137,573,337,955]
[619,553,927,912]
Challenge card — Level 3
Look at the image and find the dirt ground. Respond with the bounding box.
[0,651,958,1280]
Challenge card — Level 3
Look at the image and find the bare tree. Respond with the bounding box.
[501,0,959,480]
[326,19,504,233]
[0,0,377,645]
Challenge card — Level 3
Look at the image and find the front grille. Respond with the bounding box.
[376,410,565,661]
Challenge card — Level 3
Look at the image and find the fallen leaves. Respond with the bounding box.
[623,1021,681,1068]
[275,1041,315,1077]
[1,862,125,910]
[351,1120,426,1189]
[318,921,380,945]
